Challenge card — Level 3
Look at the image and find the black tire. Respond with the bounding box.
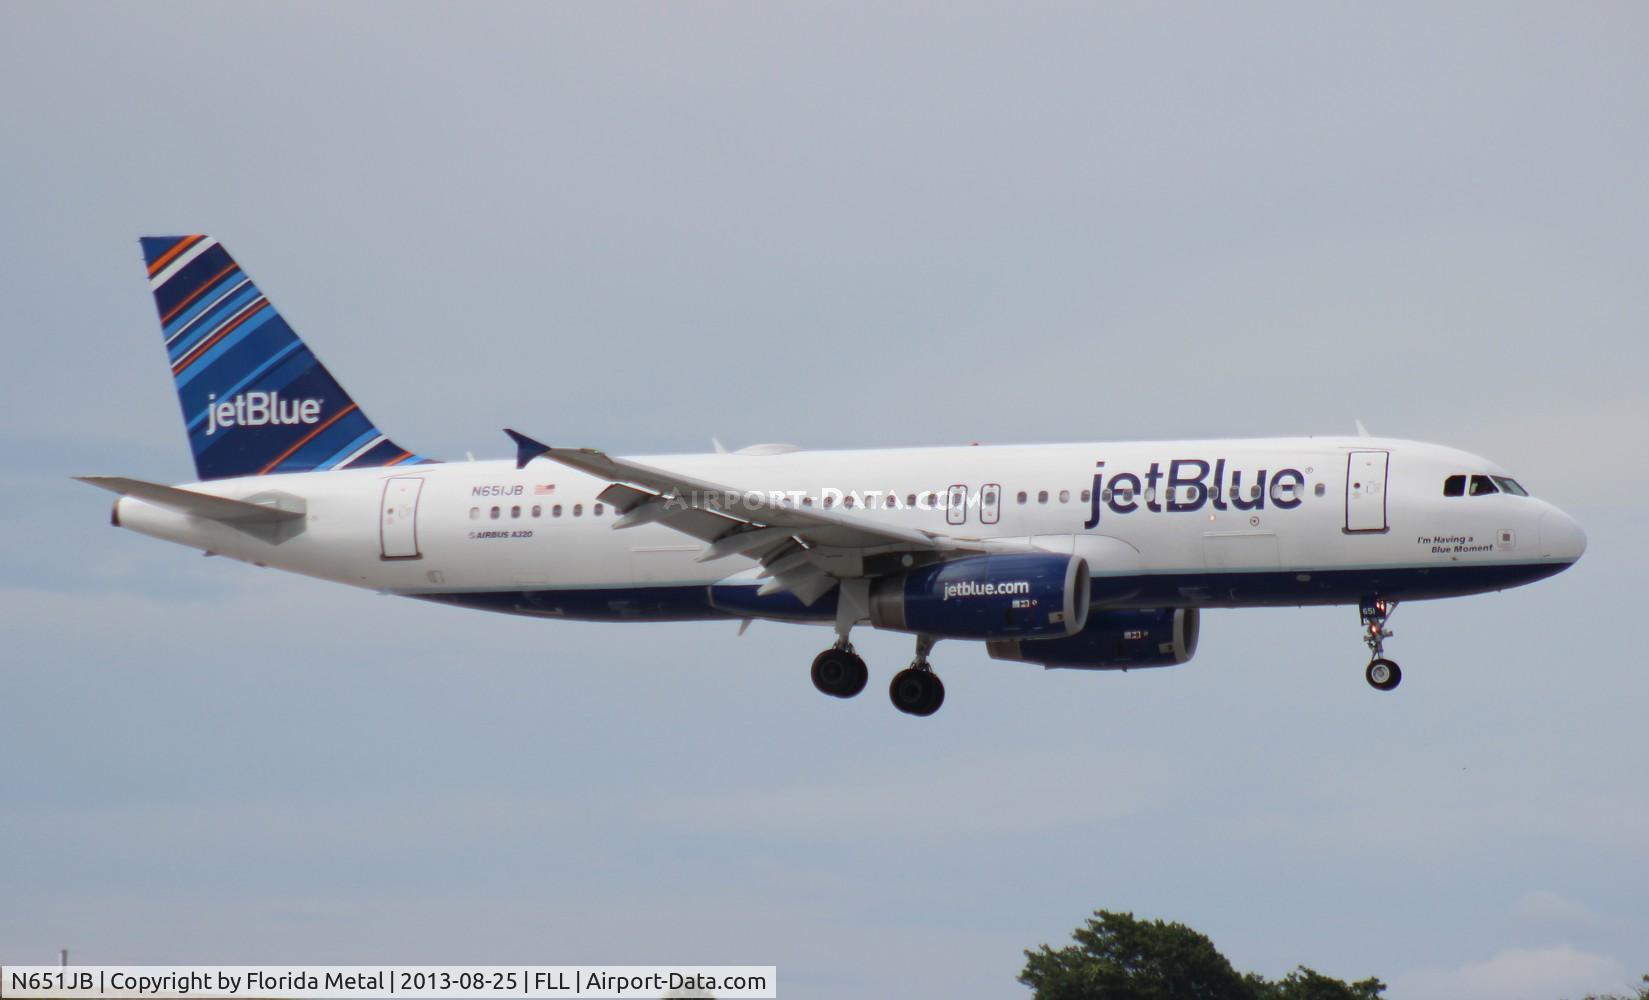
[812,648,866,698]
[1365,658,1402,691]
[839,652,869,698]
[916,672,945,716]
[811,649,845,696]
[889,668,944,716]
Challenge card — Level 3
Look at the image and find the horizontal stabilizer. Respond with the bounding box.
[76,476,305,523]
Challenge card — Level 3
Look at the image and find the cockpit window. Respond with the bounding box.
[1446,473,1528,498]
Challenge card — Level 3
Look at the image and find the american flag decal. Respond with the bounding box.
[535,484,556,495]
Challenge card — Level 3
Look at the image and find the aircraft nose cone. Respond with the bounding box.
[1539,508,1587,564]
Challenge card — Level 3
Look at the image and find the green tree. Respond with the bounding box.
[1268,965,1385,1000]
[1020,910,1384,1000]
[1576,973,1649,1000]
[1020,910,1258,1000]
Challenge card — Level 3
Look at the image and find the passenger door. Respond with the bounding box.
[1344,451,1389,533]
[380,477,424,558]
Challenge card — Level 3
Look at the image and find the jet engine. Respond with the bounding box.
[868,553,1089,640]
[986,608,1200,669]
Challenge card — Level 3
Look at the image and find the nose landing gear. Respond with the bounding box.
[1366,657,1401,691]
[1360,598,1401,691]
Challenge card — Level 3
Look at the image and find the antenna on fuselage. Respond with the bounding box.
[1355,419,1372,438]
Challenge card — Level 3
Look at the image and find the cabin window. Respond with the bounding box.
[574,503,584,516]
[1249,485,1260,500]
[469,507,480,520]
[1443,475,1466,497]
[531,505,541,518]
[1038,490,1049,504]
[551,504,562,517]
[1059,489,1070,503]
[1102,489,1113,502]
[886,495,897,509]
[905,493,916,508]
[1017,491,1028,504]
[1314,483,1326,497]
[594,503,605,516]
[823,496,834,509]
[1469,475,1498,497]
[510,505,521,519]
[1229,486,1241,500]
[1493,476,1529,497]
[490,506,501,519]
[844,496,856,509]
[803,496,814,507]
[1080,489,1090,503]
[1144,487,1156,505]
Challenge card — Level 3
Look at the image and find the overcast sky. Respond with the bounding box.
[2,4,1645,998]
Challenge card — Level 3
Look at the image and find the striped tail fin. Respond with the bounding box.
[138,236,434,481]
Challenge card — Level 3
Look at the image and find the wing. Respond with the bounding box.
[505,429,978,604]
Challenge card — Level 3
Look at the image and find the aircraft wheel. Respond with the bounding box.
[889,668,945,716]
[1366,658,1402,692]
[839,654,868,698]
[812,648,868,698]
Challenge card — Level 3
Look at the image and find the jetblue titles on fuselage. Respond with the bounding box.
[1084,458,1307,528]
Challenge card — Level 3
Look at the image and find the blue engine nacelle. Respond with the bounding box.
[868,553,1090,640]
[986,608,1201,669]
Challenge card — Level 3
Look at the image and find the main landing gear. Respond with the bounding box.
[809,634,946,716]
[811,641,868,699]
[888,634,945,717]
[1360,598,1402,692]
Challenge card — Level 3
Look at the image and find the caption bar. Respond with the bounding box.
[0,967,776,999]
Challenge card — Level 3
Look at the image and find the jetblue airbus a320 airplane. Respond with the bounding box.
[83,236,1587,716]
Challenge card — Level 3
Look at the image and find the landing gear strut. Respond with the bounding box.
[889,634,945,716]
[811,640,868,699]
[1360,598,1402,691]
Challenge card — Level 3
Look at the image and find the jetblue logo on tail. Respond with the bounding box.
[204,391,323,436]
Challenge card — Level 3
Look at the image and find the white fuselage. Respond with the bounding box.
[110,435,1585,624]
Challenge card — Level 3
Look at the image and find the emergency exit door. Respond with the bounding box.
[979,483,1001,525]
[380,477,424,558]
[1345,452,1389,533]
